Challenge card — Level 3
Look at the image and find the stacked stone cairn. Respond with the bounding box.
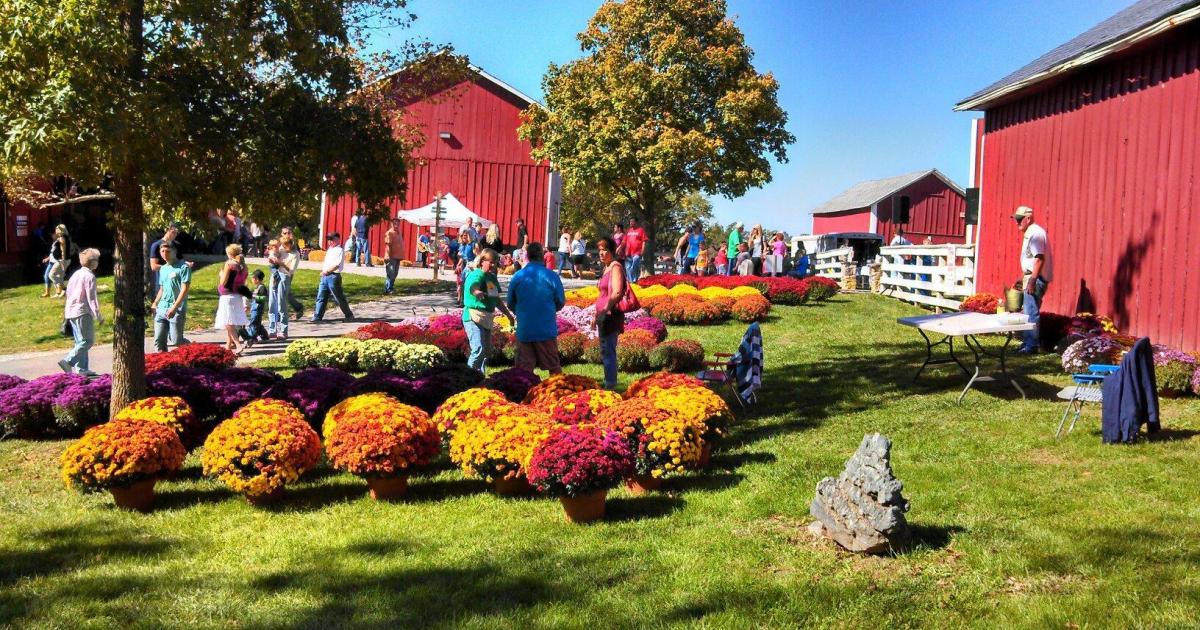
[809,433,910,554]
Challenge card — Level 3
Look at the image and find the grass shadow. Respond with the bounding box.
[154,486,235,511]
[261,479,367,512]
[0,524,174,588]
[1145,428,1200,442]
[406,477,489,503]
[888,524,965,554]
[709,450,777,470]
[663,472,745,494]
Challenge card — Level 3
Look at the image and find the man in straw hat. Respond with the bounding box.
[1014,205,1052,354]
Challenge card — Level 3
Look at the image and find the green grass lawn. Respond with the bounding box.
[2,294,1198,628]
[0,264,449,355]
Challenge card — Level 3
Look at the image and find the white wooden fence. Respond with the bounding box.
[814,247,853,280]
[877,244,976,311]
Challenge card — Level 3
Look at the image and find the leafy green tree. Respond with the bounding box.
[519,0,793,271]
[0,0,437,412]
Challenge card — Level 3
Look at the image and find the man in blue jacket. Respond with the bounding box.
[507,242,566,374]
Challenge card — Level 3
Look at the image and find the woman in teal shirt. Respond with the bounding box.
[462,249,516,373]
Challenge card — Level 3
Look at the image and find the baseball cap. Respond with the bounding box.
[1013,205,1034,219]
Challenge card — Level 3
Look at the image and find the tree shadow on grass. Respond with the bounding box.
[887,523,966,554]
[0,524,174,589]
[248,551,587,628]
[709,450,776,470]
[663,472,745,494]
[405,477,489,503]
[154,485,235,511]
[605,495,686,522]
[260,479,367,512]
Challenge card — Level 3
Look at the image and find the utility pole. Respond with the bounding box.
[431,192,446,281]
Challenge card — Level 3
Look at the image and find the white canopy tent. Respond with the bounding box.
[395,193,492,229]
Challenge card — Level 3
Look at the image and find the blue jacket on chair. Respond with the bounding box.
[1101,337,1160,443]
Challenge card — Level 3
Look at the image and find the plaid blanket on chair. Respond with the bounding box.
[732,322,763,404]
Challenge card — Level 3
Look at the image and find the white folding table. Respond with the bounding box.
[898,312,1036,403]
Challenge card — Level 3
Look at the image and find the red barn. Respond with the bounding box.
[321,65,561,257]
[810,169,968,244]
[957,0,1200,350]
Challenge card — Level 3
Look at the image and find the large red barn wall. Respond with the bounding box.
[976,24,1200,350]
[811,210,870,234]
[875,175,967,245]
[324,77,552,258]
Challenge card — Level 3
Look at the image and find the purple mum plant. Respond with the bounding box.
[52,375,112,435]
[265,367,356,425]
[482,367,541,403]
[625,316,668,343]
[348,372,416,402]
[0,373,88,438]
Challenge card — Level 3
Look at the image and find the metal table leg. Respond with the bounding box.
[957,333,1027,404]
[913,330,972,383]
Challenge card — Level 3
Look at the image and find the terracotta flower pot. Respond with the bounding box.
[246,487,285,506]
[493,475,533,497]
[367,475,409,501]
[625,474,662,495]
[560,490,607,523]
[109,479,156,512]
[698,443,713,468]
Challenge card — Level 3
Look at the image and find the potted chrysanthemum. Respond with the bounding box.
[647,384,732,468]
[61,419,187,511]
[594,398,705,494]
[324,396,440,500]
[448,401,555,496]
[527,426,634,523]
[202,399,322,505]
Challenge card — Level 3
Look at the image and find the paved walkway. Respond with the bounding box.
[0,260,591,380]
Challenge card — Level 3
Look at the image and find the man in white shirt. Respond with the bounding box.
[557,227,572,273]
[311,232,354,322]
[889,228,912,246]
[1015,205,1052,353]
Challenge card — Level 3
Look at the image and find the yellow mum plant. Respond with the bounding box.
[432,388,509,442]
[202,399,322,498]
[323,392,399,439]
[549,388,624,426]
[650,384,733,442]
[325,401,440,478]
[729,285,762,298]
[593,398,704,478]
[667,283,701,296]
[114,396,196,441]
[448,402,556,482]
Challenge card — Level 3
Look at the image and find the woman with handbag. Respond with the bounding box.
[214,244,250,355]
[595,236,637,390]
[462,249,516,373]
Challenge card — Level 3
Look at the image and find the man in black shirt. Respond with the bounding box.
[514,218,528,252]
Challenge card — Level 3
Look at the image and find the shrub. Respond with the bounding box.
[408,364,485,413]
[147,366,218,420]
[731,294,771,322]
[1061,336,1123,374]
[397,315,432,330]
[1192,365,1200,395]
[145,343,236,373]
[765,278,809,305]
[0,373,87,438]
[524,374,601,408]
[325,399,439,478]
[202,399,322,498]
[358,339,406,371]
[806,277,839,301]
[200,367,280,420]
[557,332,589,364]
[527,426,635,498]
[1156,360,1194,395]
[428,313,464,333]
[482,367,541,403]
[648,339,705,372]
[583,337,603,365]
[960,292,1000,314]
[427,329,470,363]
[626,316,668,342]
[653,295,725,325]
[52,375,112,435]
[558,305,596,337]
[0,374,27,391]
[313,338,361,371]
[285,339,321,369]
[61,420,186,492]
[549,389,624,426]
[556,316,579,335]
[448,402,555,482]
[348,372,415,401]
[266,367,356,426]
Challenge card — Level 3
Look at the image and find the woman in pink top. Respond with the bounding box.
[60,248,103,376]
[771,233,788,276]
[595,236,627,390]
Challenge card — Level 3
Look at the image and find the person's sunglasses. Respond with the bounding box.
[1013,217,1023,225]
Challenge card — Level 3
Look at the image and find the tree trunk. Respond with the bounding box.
[109,169,146,417]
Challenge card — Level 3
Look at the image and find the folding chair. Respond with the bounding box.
[698,322,762,408]
[1056,363,1118,438]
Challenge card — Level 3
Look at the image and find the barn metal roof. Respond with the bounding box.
[811,169,963,215]
[956,0,1200,111]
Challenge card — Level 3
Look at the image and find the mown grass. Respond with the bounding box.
[2,293,1198,628]
[0,264,448,355]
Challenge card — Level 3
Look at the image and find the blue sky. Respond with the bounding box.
[378,0,1131,234]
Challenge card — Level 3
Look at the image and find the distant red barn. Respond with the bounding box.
[957,0,1200,350]
[810,169,967,244]
[321,66,561,257]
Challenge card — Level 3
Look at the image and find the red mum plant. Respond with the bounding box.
[527,425,634,498]
[325,400,440,480]
[960,293,1000,314]
[648,339,705,372]
[805,276,840,301]
[145,344,236,374]
[557,331,589,364]
[428,328,470,362]
[524,374,601,409]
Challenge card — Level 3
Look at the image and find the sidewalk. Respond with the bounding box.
[0,263,592,380]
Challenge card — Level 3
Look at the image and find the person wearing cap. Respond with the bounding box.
[383,217,406,294]
[1014,205,1052,353]
[311,232,354,322]
[727,223,743,262]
